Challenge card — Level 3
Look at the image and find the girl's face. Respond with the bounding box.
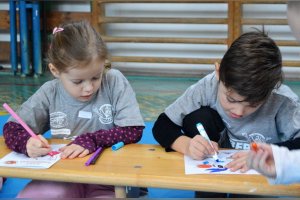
[49,58,105,102]
[217,81,262,119]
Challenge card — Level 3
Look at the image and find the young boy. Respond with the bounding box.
[153,31,300,179]
[246,0,300,186]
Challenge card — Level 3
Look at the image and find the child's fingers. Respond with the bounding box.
[78,149,90,158]
[258,151,269,168]
[27,146,51,158]
[66,149,82,159]
[211,141,219,152]
[37,135,50,148]
[59,146,67,152]
[188,140,206,160]
[249,150,265,170]
[190,136,209,156]
[26,137,51,158]
[60,144,87,159]
[239,162,250,173]
[230,151,247,159]
[196,135,215,155]
[246,151,256,169]
[226,152,248,172]
[226,158,244,172]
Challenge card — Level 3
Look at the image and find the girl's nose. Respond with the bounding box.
[83,81,93,92]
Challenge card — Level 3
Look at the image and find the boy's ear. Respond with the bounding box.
[215,62,220,81]
[48,63,60,78]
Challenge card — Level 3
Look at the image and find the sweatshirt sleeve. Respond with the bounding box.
[152,113,183,150]
[72,126,144,153]
[268,145,300,185]
[3,121,31,155]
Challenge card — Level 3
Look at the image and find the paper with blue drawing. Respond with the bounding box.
[0,144,65,169]
[184,149,258,174]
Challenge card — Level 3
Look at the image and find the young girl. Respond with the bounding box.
[3,20,145,198]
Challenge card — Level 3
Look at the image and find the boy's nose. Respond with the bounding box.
[234,105,245,117]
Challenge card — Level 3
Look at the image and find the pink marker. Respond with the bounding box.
[3,103,51,149]
[3,103,40,139]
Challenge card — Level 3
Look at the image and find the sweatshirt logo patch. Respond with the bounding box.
[94,104,113,124]
[50,112,68,128]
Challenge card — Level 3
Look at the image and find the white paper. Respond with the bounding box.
[0,144,66,169]
[184,149,258,175]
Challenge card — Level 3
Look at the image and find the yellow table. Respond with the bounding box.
[0,138,299,198]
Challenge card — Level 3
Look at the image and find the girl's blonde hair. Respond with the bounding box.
[48,20,110,72]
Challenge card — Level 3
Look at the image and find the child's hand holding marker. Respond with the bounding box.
[246,143,276,178]
[224,142,259,173]
[3,103,52,158]
[26,135,52,158]
[195,123,219,160]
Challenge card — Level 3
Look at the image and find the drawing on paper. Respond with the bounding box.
[0,144,65,169]
[184,149,258,175]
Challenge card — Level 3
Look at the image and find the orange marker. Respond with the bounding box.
[251,142,258,152]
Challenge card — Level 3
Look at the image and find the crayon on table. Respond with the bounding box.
[85,147,104,166]
[112,142,124,151]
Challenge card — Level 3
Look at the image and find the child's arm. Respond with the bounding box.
[64,126,144,156]
[153,113,217,159]
[246,143,276,178]
[274,137,300,150]
[152,113,183,150]
[3,121,51,157]
[268,145,300,185]
[3,121,32,155]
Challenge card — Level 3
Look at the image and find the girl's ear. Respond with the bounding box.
[215,62,220,81]
[49,63,60,78]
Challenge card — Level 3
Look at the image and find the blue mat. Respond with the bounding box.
[0,116,194,198]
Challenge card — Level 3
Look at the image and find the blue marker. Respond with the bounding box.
[112,141,124,151]
[196,123,219,160]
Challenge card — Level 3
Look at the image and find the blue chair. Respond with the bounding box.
[137,122,195,198]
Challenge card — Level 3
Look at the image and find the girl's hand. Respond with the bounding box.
[26,135,51,158]
[186,135,218,160]
[246,143,276,178]
[225,151,249,173]
[59,144,89,159]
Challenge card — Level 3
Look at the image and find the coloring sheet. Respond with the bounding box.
[0,144,66,169]
[184,149,258,175]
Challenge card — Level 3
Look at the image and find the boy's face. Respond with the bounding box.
[217,82,262,119]
[49,58,105,102]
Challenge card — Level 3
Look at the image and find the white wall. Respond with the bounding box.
[1,1,300,78]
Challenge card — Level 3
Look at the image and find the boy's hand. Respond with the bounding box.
[59,144,89,159]
[225,151,249,173]
[186,135,218,160]
[26,135,51,158]
[246,143,276,178]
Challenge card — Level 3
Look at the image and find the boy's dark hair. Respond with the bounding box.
[219,31,283,105]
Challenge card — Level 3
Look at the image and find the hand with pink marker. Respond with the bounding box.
[3,103,52,158]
